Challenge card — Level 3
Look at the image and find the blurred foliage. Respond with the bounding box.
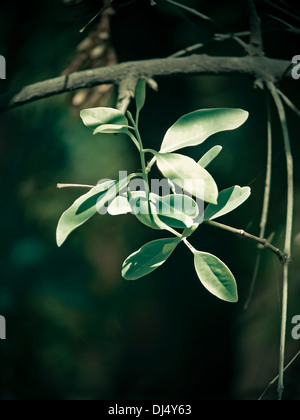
[0,0,300,400]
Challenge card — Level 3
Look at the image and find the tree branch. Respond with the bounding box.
[205,220,287,264]
[248,0,264,55]
[267,81,294,401]
[0,54,292,112]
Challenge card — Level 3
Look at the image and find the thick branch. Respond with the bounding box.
[0,54,292,112]
[248,0,264,55]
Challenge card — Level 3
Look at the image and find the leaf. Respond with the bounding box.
[96,175,136,215]
[80,107,128,132]
[128,191,197,230]
[122,238,181,280]
[160,108,249,153]
[151,193,198,229]
[93,124,129,135]
[198,145,223,168]
[135,79,146,114]
[204,186,251,221]
[107,195,132,215]
[194,251,238,303]
[56,180,115,247]
[57,175,137,246]
[154,152,218,204]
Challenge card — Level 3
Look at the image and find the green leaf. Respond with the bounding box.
[156,194,198,229]
[194,251,238,303]
[204,186,251,221]
[160,108,249,153]
[122,237,181,280]
[56,180,115,247]
[80,107,128,132]
[135,79,146,114]
[107,195,132,215]
[96,175,136,215]
[198,145,223,168]
[57,175,137,246]
[182,223,199,239]
[128,191,197,230]
[154,152,218,204]
[93,124,129,135]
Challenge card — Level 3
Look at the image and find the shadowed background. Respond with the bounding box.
[0,0,300,400]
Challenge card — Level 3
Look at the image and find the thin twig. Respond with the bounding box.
[79,0,114,33]
[57,183,95,189]
[264,0,300,23]
[259,350,300,400]
[244,255,261,310]
[267,82,294,400]
[169,31,251,59]
[259,93,273,242]
[205,220,287,264]
[245,91,273,309]
[162,0,251,52]
[169,43,205,58]
[161,0,213,22]
[277,89,300,118]
[268,14,300,35]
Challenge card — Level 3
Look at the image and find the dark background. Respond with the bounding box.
[0,0,300,400]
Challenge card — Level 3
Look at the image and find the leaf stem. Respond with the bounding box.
[127,111,149,187]
[182,237,197,254]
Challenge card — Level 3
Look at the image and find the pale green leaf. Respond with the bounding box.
[198,145,223,168]
[93,124,129,135]
[57,175,137,246]
[135,79,146,114]
[154,152,218,204]
[122,237,181,280]
[56,180,115,247]
[128,191,198,230]
[156,194,198,229]
[204,186,251,221]
[96,175,136,215]
[160,108,249,153]
[80,107,128,131]
[194,251,238,303]
[107,195,132,215]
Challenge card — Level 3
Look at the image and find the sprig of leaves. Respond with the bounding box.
[57,79,250,303]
